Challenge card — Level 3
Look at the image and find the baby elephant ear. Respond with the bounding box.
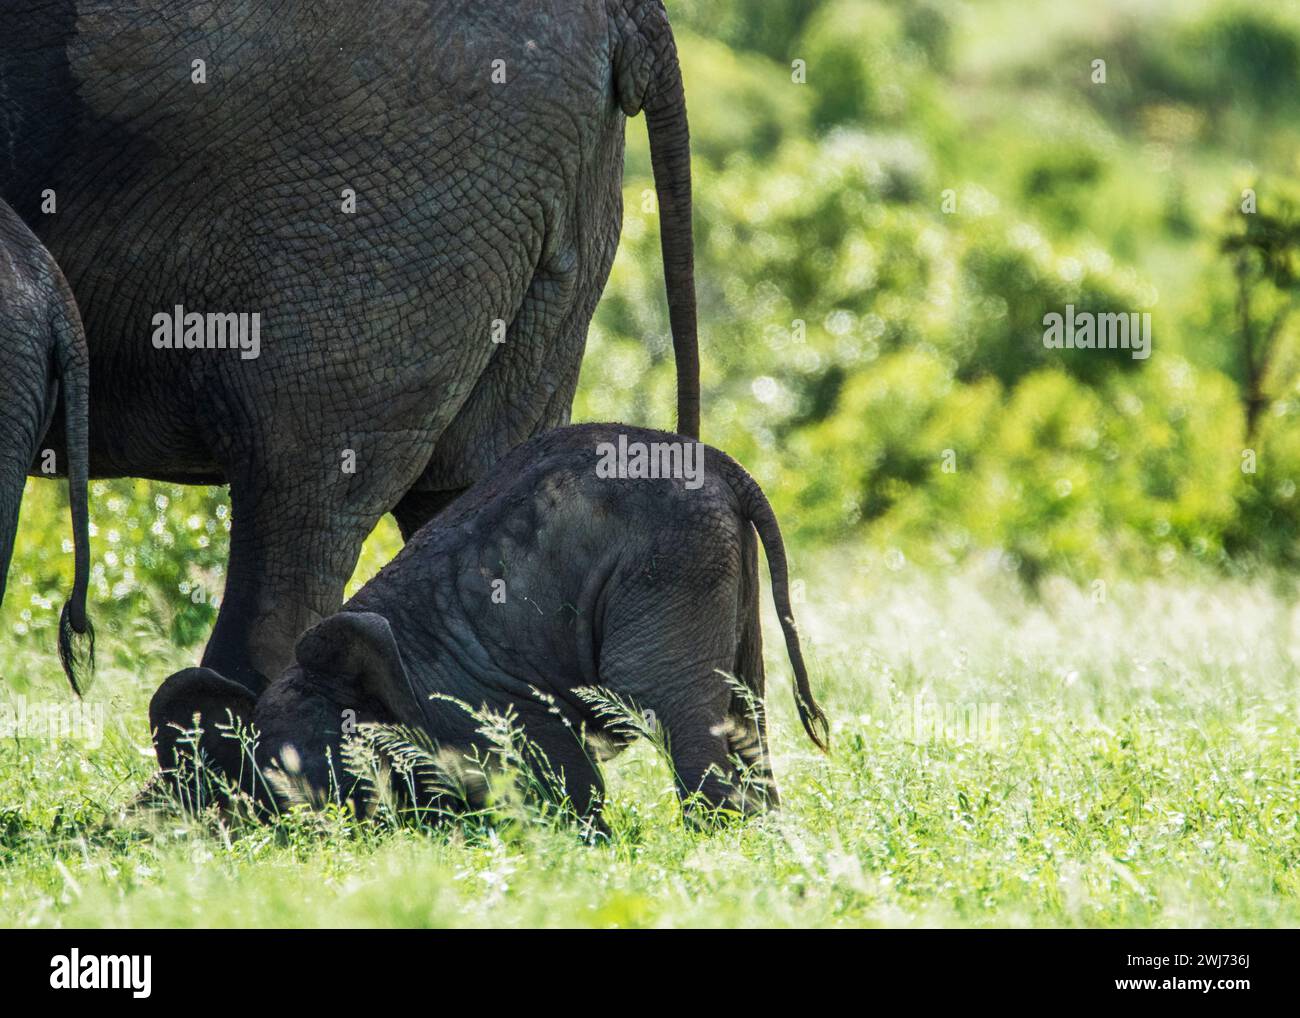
[294,612,427,728]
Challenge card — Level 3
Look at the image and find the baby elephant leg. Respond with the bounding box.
[657,685,776,827]
[514,704,609,840]
[723,682,781,810]
[598,557,778,826]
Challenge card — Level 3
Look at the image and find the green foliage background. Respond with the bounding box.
[5,0,1300,669]
[5,0,1300,932]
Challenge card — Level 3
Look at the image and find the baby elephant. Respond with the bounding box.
[150,424,829,828]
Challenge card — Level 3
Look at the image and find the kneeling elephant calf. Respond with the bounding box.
[150,424,829,828]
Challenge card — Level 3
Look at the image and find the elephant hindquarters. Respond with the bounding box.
[409,238,589,503]
[398,110,627,517]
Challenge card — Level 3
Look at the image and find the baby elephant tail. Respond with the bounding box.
[722,457,829,753]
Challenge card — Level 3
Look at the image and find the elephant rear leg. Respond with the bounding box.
[597,572,776,825]
[657,685,778,825]
[200,464,395,695]
[728,525,780,808]
[391,487,465,542]
[0,331,53,610]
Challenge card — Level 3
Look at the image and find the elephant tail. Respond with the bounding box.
[52,281,95,696]
[612,0,700,441]
[717,453,830,753]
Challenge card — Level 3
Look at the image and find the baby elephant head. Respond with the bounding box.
[253,612,432,806]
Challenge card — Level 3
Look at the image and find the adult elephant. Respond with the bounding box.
[0,0,699,696]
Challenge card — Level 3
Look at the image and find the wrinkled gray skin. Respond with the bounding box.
[0,0,699,700]
[0,197,92,688]
[150,425,830,829]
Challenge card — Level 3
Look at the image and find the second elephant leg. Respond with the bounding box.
[201,476,385,696]
[391,487,466,542]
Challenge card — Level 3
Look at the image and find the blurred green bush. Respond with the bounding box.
[586,0,1300,583]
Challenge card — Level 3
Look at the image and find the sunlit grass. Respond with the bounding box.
[2,548,1297,928]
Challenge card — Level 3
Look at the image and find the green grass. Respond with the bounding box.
[3,547,1298,928]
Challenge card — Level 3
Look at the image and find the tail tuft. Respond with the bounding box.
[790,639,831,753]
[58,601,94,698]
